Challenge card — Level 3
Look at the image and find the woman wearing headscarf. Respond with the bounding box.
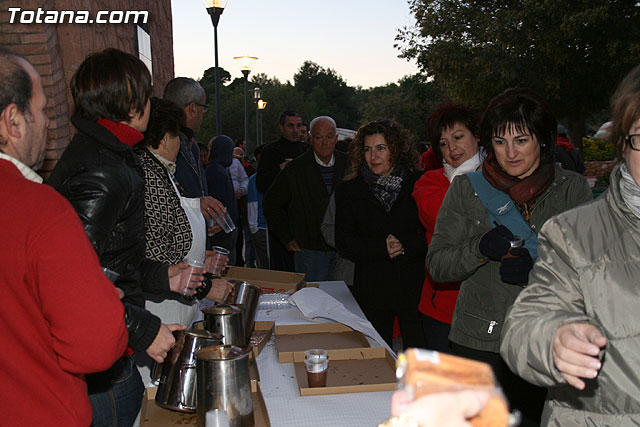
[335,119,427,349]
[412,103,486,353]
[425,88,591,425]
[500,65,640,427]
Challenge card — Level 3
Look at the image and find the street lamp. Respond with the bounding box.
[257,98,267,147]
[253,87,262,148]
[234,55,258,152]
[202,0,230,135]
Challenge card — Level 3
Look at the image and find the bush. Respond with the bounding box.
[595,172,611,187]
[582,137,615,161]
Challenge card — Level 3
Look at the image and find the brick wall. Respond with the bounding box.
[0,0,174,178]
[584,160,616,177]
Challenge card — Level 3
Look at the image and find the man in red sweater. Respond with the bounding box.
[0,48,128,426]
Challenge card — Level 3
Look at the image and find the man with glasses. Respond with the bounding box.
[164,77,226,231]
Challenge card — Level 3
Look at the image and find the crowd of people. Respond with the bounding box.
[2,44,640,426]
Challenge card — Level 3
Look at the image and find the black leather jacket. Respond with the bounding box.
[48,116,165,351]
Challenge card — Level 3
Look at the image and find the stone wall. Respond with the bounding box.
[0,0,174,178]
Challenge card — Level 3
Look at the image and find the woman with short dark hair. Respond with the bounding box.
[48,49,187,426]
[425,88,592,425]
[335,119,427,349]
[412,103,485,354]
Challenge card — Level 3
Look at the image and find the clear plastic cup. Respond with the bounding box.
[205,246,230,277]
[179,259,205,296]
[304,358,329,387]
[212,210,236,234]
[206,217,217,236]
[304,348,329,361]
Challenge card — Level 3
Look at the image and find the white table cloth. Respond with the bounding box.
[255,281,394,427]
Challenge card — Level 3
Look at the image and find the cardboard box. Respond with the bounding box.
[140,381,270,426]
[251,320,274,358]
[224,266,306,293]
[275,322,370,363]
[293,347,397,396]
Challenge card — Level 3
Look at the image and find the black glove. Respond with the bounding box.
[479,225,514,260]
[500,247,534,285]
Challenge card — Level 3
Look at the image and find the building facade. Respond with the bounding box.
[0,0,174,177]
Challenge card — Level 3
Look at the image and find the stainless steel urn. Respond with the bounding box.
[202,304,245,345]
[226,280,262,343]
[154,329,223,412]
[196,345,254,427]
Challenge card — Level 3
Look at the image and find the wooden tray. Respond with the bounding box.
[293,347,397,396]
[140,380,270,426]
[275,322,370,363]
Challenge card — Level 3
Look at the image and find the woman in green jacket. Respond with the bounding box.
[501,64,640,427]
[426,88,591,426]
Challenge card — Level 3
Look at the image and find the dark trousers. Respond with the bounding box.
[421,313,452,354]
[361,306,426,350]
[267,229,294,272]
[87,355,144,427]
[451,342,545,427]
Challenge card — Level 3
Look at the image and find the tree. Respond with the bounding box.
[396,0,640,147]
[293,61,360,129]
[360,74,442,142]
[199,66,231,98]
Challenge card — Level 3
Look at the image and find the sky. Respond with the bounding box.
[171,0,420,89]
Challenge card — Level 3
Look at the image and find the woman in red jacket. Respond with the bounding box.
[412,103,485,353]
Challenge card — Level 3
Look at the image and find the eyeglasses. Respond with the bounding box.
[195,102,210,112]
[626,134,640,151]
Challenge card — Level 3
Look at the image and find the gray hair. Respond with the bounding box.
[310,116,337,133]
[163,77,205,109]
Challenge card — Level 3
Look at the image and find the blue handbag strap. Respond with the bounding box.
[466,171,539,259]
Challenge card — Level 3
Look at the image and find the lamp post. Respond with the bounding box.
[203,0,229,135]
[257,98,267,147]
[234,55,258,152]
[253,87,262,149]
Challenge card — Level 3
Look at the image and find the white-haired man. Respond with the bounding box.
[263,116,348,280]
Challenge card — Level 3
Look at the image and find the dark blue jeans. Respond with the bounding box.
[87,355,144,427]
[293,249,336,282]
[421,313,452,354]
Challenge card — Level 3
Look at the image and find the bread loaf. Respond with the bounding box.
[400,349,510,427]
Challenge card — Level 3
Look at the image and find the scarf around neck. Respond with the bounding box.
[619,162,640,220]
[444,147,487,183]
[97,118,144,147]
[482,153,555,208]
[360,163,407,212]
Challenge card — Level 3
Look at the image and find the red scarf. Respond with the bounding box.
[97,118,144,147]
[482,153,554,207]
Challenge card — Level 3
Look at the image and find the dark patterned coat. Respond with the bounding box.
[134,145,192,265]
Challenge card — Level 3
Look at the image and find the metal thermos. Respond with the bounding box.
[226,280,261,342]
[154,329,223,412]
[196,345,254,427]
[202,304,245,345]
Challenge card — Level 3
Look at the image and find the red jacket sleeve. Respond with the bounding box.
[31,206,128,374]
[412,169,450,243]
